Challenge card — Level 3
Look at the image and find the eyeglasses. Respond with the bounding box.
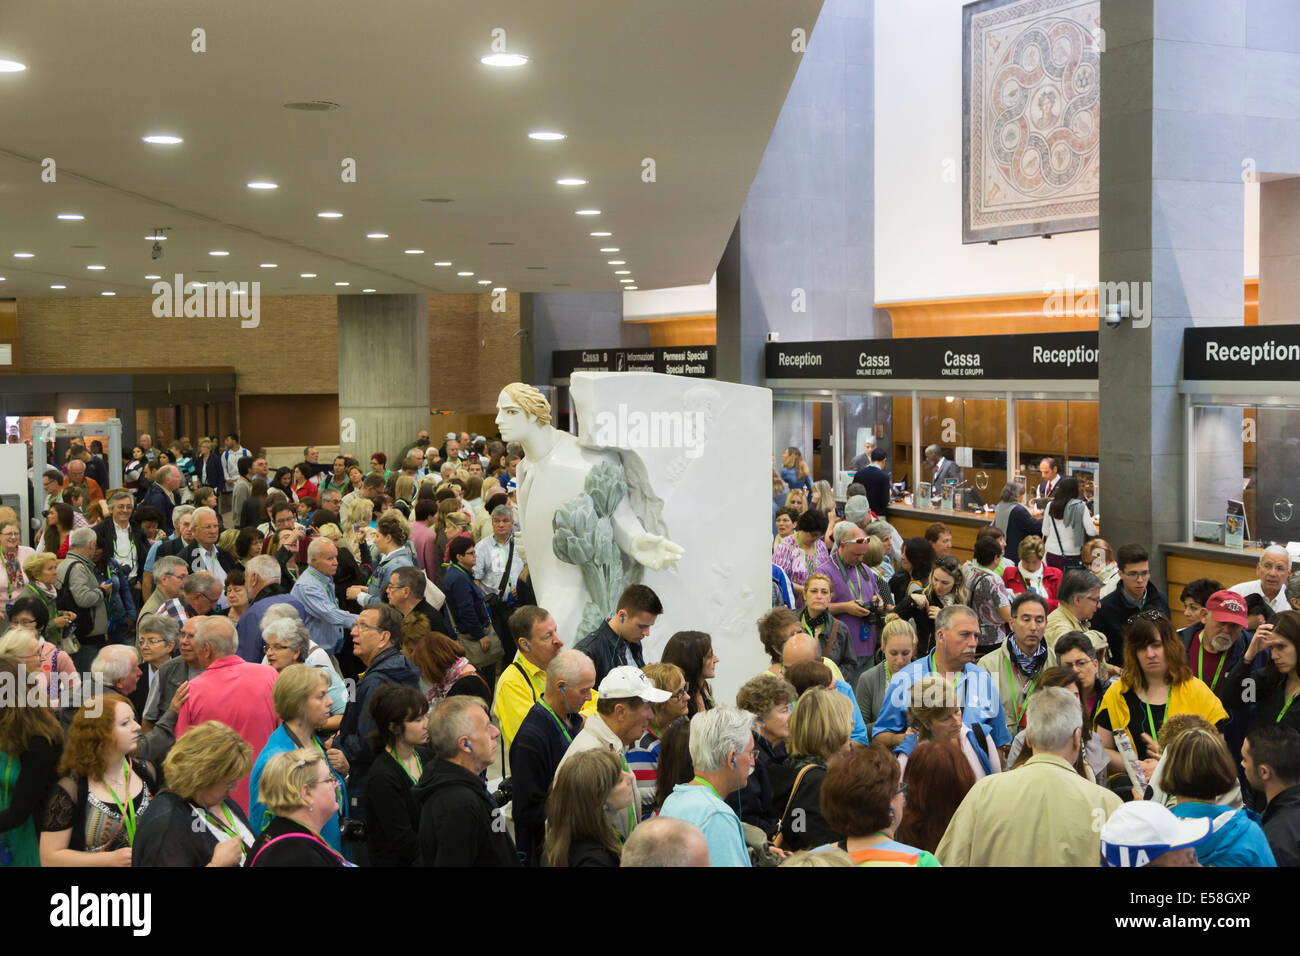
[140,636,170,647]
[673,685,690,700]
[314,776,340,792]
[355,622,385,634]
[1122,569,1151,579]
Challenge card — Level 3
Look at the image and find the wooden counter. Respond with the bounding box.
[886,503,995,563]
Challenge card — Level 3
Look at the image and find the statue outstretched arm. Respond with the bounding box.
[611,498,684,571]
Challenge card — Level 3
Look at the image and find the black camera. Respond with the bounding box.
[493,776,514,808]
[339,817,367,843]
[858,599,886,630]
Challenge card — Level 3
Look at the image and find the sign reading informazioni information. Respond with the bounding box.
[552,346,715,380]
[151,274,260,328]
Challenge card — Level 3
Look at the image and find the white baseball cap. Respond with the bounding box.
[598,665,672,703]
[1100,801,1214,867]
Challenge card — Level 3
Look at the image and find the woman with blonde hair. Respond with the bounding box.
[545,748,634,867]
[780,446,812,496]
[249,664,349,849]
[40,693,154,866]
[248,747,350,867]
[854,618,917,736]
[1002,535,1062,611]
[471,480,503,540]
[626,662,689,819]
[393,473,417,506]
[769,686,853,851]
[783,488,808,516]
[896,674,1000,780]
[131,721,254,866]
[340,498,374,562]
[809,480,837,544]
[0,653,64,866]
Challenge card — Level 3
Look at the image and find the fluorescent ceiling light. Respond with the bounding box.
[317,211,343,219]
[142,134,182,144]
[366,232,389,239]
[247,181,277,189]
[0,59,27,72]
[57,213,84,221]
[481,53,529,67]
[556,178,586,186]
[528,131,565,141]
[86,265,106,270]
[575,209,601,216]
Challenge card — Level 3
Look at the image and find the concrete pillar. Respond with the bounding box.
[1097,0,1246,586]
[337,294,429,466]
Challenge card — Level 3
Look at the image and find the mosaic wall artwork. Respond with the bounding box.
[962,0,1100,243]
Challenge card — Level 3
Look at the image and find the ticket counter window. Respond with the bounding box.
[837,394,894,495]
[1015,399,1099,506]
[917,396,1006,509]
[1191,403,1300,547]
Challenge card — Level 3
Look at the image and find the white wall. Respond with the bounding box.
[874,0,1259,301]
[623,275,716,321]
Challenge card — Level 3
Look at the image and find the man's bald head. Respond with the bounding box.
[782,631,821,668]
[620,817,710,867]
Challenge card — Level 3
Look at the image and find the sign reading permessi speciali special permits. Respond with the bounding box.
[766,331,1098,381]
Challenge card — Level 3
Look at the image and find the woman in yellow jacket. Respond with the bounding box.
[1094,611,1227,781]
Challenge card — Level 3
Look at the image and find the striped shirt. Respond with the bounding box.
[626,728,662,820]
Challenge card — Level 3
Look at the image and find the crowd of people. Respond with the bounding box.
[0,434,1298,868]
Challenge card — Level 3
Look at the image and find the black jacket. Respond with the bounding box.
[851,464,892,517]
[93,518,151,584]
[1180,623,1253,760]
[725,732,785,838]
[414,758,519,867]
[568,836,620,867]
[335,646,420,820]
[1263,785,1300,868]
[768,756,839,852]
[178,540,241,576]
[363,746,431,867]
[1093,583,1171,665]
[574,620,645,687]
[509,700,584,866]
[249,816,343,867]
[132,791,252,867]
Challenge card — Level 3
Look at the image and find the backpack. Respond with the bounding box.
[56,561,96,640]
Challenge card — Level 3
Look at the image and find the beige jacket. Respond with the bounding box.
[936,752,1122,866]
[977,640,1059,740]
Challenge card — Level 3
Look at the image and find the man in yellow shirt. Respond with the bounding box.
[494,604,596,748]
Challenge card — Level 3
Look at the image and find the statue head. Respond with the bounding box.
[497,383,552,441]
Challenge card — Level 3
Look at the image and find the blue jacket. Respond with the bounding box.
[291,567,358,654]
[140,481,177,535]
[249,724,348,851]
[443,563,491,640]
[236,585,305,662]
[1169,802,1276,867]
[335,646,420,822]
[835,678,872,747]
[779,467,812,497]
[358,547,415,609]
[870,657,1013,748]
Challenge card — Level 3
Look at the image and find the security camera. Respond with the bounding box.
[151,241,163,260]
[1103,303,1124,329]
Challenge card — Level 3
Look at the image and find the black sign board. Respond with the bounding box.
[552,345,716,380]
[1183,324,1300,381]
[765,331,1098,381]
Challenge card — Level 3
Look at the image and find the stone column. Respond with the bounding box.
[337,294,429,466]
[1097,0,1245,586]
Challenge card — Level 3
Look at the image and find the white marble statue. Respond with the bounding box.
[497,373,773,705]
[496,382,685,640]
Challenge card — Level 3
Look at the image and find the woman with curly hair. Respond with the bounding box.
[40,693,155,866]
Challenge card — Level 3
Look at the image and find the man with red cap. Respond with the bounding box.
[1181,589,1258,766]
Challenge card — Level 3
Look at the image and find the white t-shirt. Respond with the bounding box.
[1230,578,1291,615]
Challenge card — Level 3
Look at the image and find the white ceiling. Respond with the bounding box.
[0,0,823,300]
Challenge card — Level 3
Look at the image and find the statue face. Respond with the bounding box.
[495,390,537,442]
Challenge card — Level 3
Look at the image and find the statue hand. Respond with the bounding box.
[630,533,684,571]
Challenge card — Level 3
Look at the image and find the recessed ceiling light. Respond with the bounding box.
[101,291,116,296]
[300,272,317,278]
[493,287,507,292]
[260,263,277,268]
[556,178,587,186]
[317,211,343,219]
[614,270,631,275]
[477,280,492,285]
[457,271,474,276]
[599,247,620,253]
[145,274,161,280]
[620,279,635,283]
[334,281,349,286]
[145,235,167,241]
[86,265,106,270]
[434,261,452,267]
[607,260,626,265]
[57,213,84,221]
[590,232,612,237]
[13,252,34,258]
[50,284,66,289]
[209,250,229,256]
[481,53,529,67]
[528,131,566,141]
[142,134,182,145]
[404,249,424,255]
[0,59,27,72]
[362,288,376,293]
[366,232,389,239]
[576,209,601,216]
[247,181,278,190]
[283,100,340,111]
[625,286,638,290]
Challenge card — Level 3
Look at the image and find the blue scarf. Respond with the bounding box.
[1007,635,1047,677]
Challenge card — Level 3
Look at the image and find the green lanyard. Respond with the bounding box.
[387,747,422,785]
[202,803,246,861]
[1002,655,1040,726]
[836,557,864,602]
[538,699,573,744]
[690,775,722,801]
[1197,638,1227,691]
[800,610,823,639]
[1142,695,1164,746]
[808,546,821,575]
[103,759,138,846]
[1278,687,1300,724]
[929,652,963,697]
